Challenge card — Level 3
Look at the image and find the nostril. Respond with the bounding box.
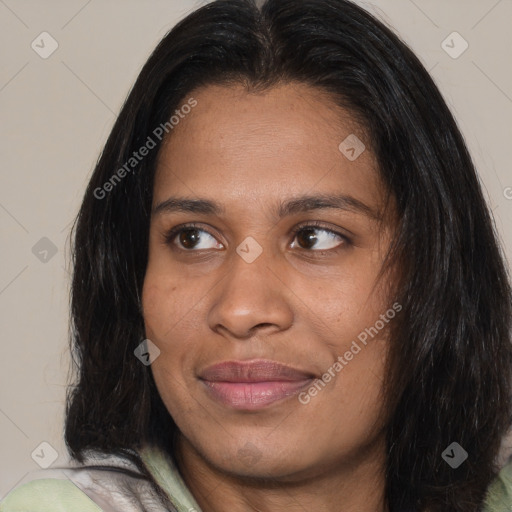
[252,323,274,331]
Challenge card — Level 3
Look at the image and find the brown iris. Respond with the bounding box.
[296,228,318,249]
[179,228,202,249]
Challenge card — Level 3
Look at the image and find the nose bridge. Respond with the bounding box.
[207,242,294,338]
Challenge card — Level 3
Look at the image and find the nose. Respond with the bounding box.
[207,249,294,340]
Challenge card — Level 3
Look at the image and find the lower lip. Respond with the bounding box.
[201,379,314,409]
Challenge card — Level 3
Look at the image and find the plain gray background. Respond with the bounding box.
[1,0,511,498]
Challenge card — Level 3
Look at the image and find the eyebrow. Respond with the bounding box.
[152,193,380,220]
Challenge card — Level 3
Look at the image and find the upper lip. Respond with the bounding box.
[199,359,315,383]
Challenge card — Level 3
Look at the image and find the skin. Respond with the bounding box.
[142,82,396,512]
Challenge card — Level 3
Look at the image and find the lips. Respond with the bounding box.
[198,359,315,409]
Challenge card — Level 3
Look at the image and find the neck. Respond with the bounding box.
[174,435,388,512]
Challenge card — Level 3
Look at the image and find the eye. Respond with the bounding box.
[289,223,349,251]
[164,222,350,253]
[164,223,224,251]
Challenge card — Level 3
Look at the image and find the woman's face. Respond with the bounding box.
[142,82,396,481]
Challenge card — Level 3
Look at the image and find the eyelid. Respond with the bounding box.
[289,220,351,242]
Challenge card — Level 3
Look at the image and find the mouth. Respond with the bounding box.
[198,359,316,410]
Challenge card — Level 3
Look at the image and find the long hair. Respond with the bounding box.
[65,0,512,510]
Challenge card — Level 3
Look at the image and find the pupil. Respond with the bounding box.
[180,229,200,249]
[298,228,317,249]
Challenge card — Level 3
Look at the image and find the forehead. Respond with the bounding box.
[153,82,383,215]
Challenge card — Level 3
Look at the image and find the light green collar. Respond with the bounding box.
[483,458,512,511]
[139,444,204,512]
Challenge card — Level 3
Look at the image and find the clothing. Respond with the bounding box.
[1,445,511,511]
[0,445,201,512]
[484,460,512,511]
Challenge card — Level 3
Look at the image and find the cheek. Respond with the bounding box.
[301,261,390,339]
[142,264,199,342]
[142,277,200,417]
[303,261,392,408]
[302,330,389,450]
[341,342,388,437]
[142,278,173,337]
[142,230,178,332]
[142,267,207,373]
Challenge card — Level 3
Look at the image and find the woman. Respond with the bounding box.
[1,0,511,510]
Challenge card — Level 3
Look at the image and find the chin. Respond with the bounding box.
[200,440,321,482]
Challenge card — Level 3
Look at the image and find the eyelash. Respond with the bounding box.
[163,221,351,254]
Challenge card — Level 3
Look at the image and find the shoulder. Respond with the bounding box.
[483,459,512,511]
[0,451,168,512]
[0,478,103,512]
